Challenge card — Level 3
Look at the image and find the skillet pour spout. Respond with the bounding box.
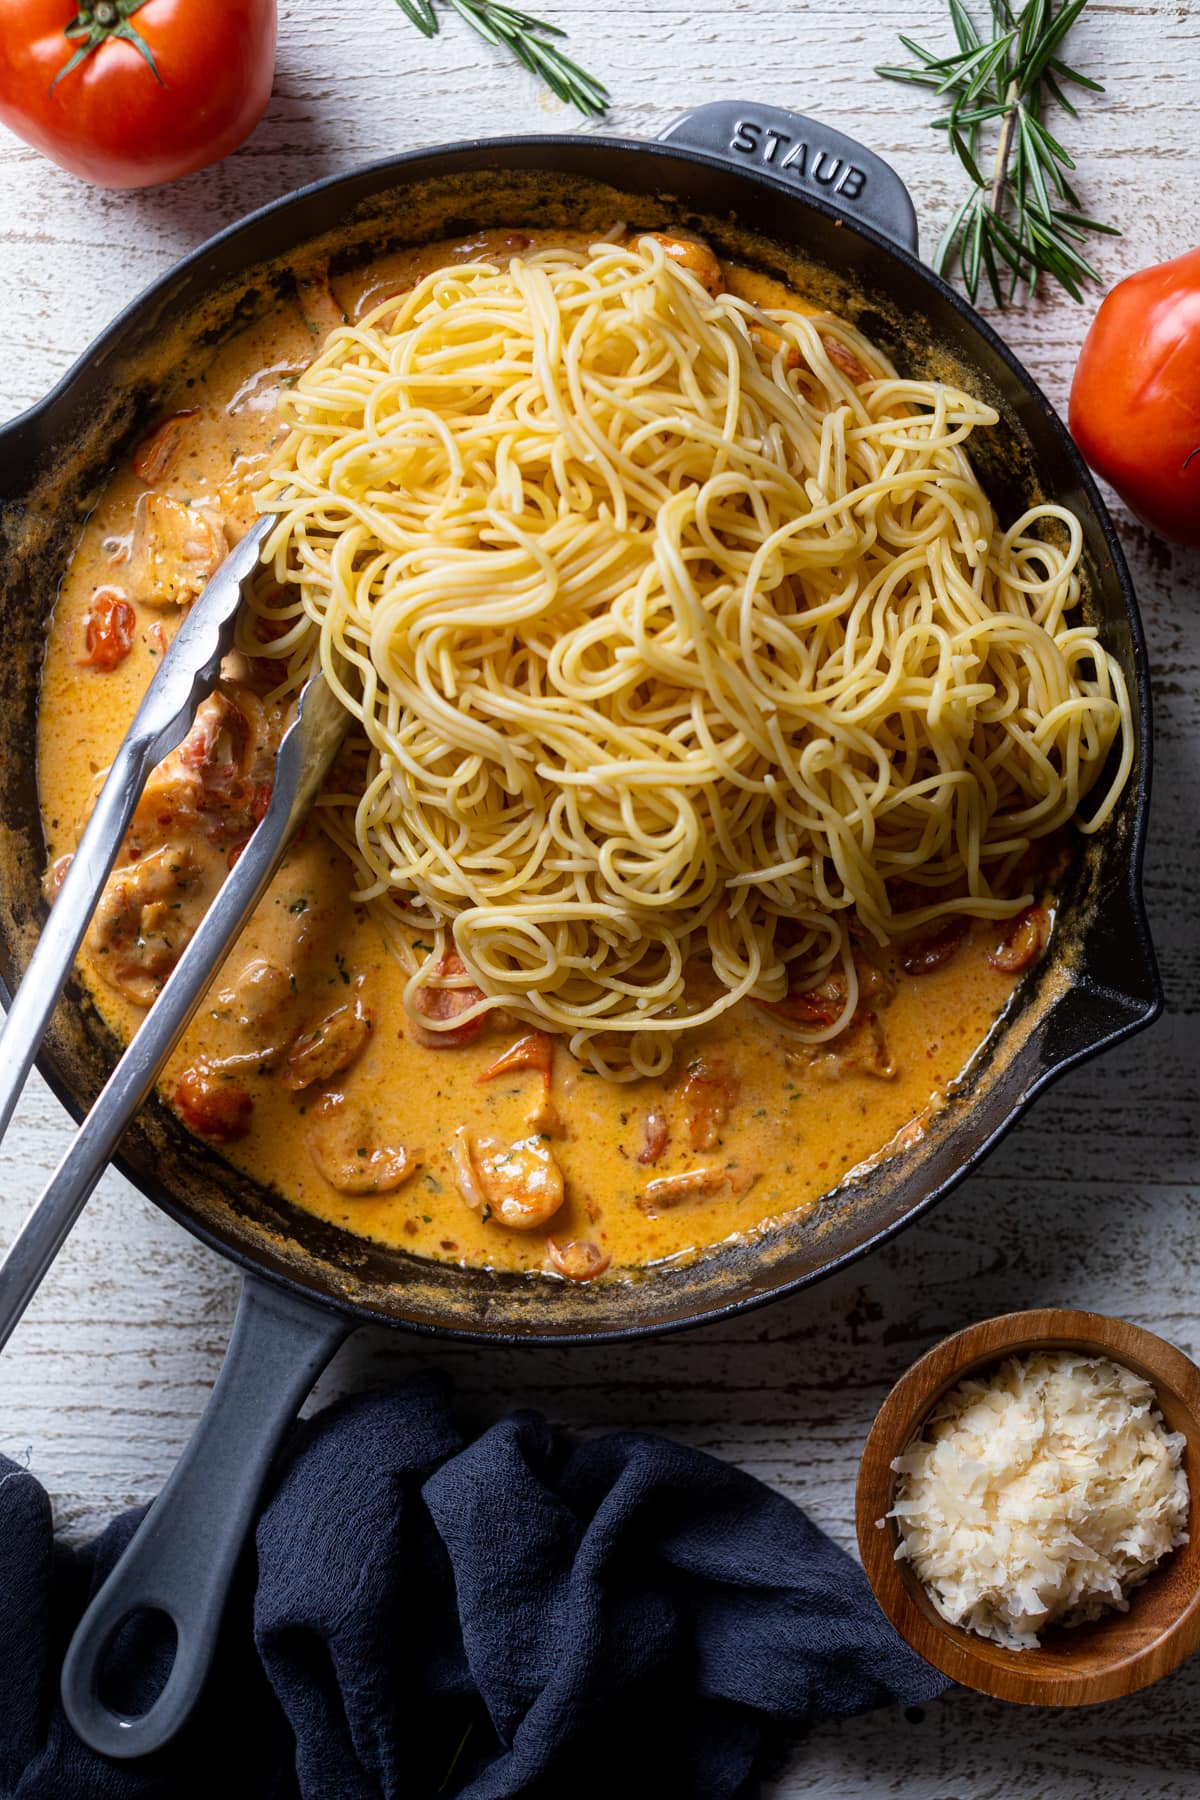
[0,100,1161,1757]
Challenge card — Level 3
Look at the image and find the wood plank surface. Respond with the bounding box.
[2,2,1198,1793]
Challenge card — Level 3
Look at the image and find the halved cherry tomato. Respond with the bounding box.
[0,1,276,190]
[1069,247,1200,548]
[546,1238,611,1283]
[78,588,136,670]
[410,949,486,1048]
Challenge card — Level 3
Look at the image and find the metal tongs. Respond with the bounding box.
[0,519,349,1352]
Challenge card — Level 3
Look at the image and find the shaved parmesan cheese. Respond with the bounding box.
[889,1351,1189,1651]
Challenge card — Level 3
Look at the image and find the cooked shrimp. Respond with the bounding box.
[681,1059,738,1152]
[890,1103,941,1156]
[283,996,372,1091]
[132,411,198,485]
[545,1238,611,1282]
[988,905,1047,973]
[307,1092,418,1195]
[220,646,278,695]
[638,1108,669,1166]
[129,757,205,845]
[87,843,208,1005]
[130,493,224,608]
[216,481,263,547]
[42,853,72,904]
[174,1064,253,1141]
[836,1011,895,1080]
[479,1031,560,1132]
[130,686,277,854]
[758,968,849,1029]
[478,1032,553,1088]
[855,953,896,1007]
[209,868,342,1059]
[747,323,872,385]
[638,1164,754,1215]
[214,957,294,1035]
[451,1128,565,1230]
[179,688,256,781]
[748,323,801,370]
[646,232,724,296]
[251,882,336,989]
[820,333,872,385]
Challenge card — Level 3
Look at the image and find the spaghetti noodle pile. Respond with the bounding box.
[252,235,1131,1076]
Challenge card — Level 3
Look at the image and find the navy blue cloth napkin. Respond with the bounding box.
[0,1371,945,1800]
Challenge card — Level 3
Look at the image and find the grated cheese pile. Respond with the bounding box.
[889,1350,1189,1650]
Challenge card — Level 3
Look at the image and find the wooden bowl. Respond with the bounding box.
[857,1309,1200,1706]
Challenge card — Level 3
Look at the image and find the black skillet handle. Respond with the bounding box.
[657,101,919,255]
[61,1273,350,1759]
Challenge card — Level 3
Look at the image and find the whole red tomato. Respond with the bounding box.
[0,0,276,189]
[1069,247,1200,549]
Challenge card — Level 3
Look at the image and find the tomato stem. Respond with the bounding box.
[52,0,163,93]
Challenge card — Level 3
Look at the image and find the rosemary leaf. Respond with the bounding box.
[950,122,988,188]
[932,190,978,276]
[1017,110,1053,219]
[1030,214,1102,278]
[397,0,439,36]
[876,64,949,89]
[1048,56,1105,92]
[931,104,1007,128]
[950,0,983,51]
[394,0,608,117]
[898,34,953,66]
[1018,0,1049,66]
[974,35,1019,95]
[1053,207,1121,235]
[965,198,987,299]
[1022,0,1090,85]
[1023,107,1076,167]
[935,38,1011,94]
[488,3,568,39]
[1042,66,1080,116]
[980,228,1006,306]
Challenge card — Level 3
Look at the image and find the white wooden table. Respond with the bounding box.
[2,3,1198,1792]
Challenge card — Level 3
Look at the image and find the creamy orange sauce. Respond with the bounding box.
[36,229,1032,1283]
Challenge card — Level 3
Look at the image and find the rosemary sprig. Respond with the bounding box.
[395,0,609,118]
[876,0,1118,305]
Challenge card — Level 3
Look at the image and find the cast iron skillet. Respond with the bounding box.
[0,102,1161,1756]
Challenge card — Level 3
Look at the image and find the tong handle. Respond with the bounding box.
[0,519,269,1152]
[0,671,347,1354]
